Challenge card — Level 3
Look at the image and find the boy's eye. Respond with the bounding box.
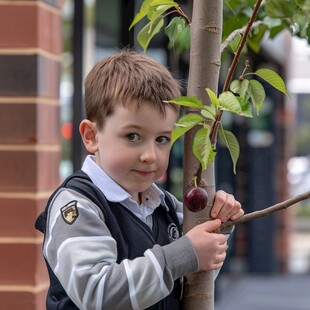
[156,136,170,144]
[126,133,140,141]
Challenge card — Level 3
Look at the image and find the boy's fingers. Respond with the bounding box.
[198,219,221,232]
[230,206,244,220]
[211,190,235,218]
[210,190,226,217]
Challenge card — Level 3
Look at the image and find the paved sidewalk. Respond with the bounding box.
[215,274,310,310]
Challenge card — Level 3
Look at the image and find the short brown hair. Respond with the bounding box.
[84,50,180,129]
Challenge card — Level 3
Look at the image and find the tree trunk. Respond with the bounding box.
[182,1,223,310]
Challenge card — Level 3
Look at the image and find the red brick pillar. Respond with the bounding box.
[0,1,63,309]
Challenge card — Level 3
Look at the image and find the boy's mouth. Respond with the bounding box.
[132,169,155,177]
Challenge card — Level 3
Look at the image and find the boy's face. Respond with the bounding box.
[94,104,178,202]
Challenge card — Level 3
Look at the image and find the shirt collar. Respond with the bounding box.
[81,155,168,210]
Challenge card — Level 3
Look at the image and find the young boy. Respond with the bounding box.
[35,50,244,310]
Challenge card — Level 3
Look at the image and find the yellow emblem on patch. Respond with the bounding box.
[61,201,79,225]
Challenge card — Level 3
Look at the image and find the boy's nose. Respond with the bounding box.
[140,144,157,163]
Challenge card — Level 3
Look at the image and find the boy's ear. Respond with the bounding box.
[79,120,98,154]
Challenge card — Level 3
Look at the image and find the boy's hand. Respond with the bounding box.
[210,190,244,222]
[185,191,243,271]
[186,219,227,271]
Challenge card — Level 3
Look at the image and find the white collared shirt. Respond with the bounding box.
[81,155,170,228]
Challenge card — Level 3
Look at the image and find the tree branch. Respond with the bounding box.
[214,191,310,233]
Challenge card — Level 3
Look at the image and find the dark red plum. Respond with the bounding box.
[184,187,208,212]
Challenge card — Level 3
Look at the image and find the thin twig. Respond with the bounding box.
[176,6,191,26]
[214,191,310,233]
[222,0,263,92]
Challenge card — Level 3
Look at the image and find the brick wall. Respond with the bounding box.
[0,1,63,309]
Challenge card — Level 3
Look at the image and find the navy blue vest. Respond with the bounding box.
[35,170,182,310]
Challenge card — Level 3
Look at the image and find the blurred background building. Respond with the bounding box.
[0,0,309,309]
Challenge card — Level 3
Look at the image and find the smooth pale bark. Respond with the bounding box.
[182,1,223,310]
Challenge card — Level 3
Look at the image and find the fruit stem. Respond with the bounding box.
[194,165,202,187]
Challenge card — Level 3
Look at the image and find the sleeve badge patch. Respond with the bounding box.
[61,201,79,225]
[167,223,179,243]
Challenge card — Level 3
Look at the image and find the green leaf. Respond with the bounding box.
[269,24,285,39]
[130,0,178,30]
[148,4,176,21]
[203,147,216,171]
[167,96,203,109]
[230,79,251,99]
[237,97,253,118]
[255,68,288,96]
[239,79,250,98]
[205,88,220,107]
[218,125,240,174]
[230,80,241,94]
[149,0,178,7]
[249,80,266,114]
[129,0,154,30]
[201,106,216,121]
[219,91,242,114]
[290,10,310,38]
[170,24,190,54]
[228,81,253,117]
[165,17,186,46]
[264,0,295,18]
[229,34,242,53]
[247,23,268,53]
[137,16,164,51]
[193,127,215,171]
[262,16,282,29]
[171,114,203,146]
